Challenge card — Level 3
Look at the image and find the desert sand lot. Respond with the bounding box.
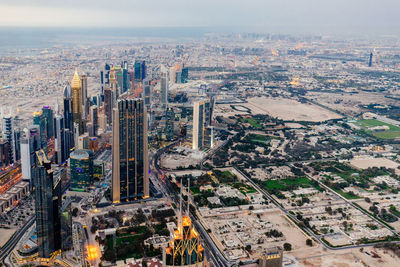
[307,91,399,116]
[0,228,16,247]
[292,246,400,267]
[349,157,400,174]
[245,97,343,122]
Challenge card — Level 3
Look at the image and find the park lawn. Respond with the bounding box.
[191,187,201,195]
[222,171,234,178]
[333,189,361,200]
[240,117,262,129]
[264,180,286,190]
[281,176,312,187]
[357,119,400,139]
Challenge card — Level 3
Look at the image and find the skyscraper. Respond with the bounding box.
[134,60,146,81]
[192,101,213,150]
[63,84,74,152]
[89,106,98,137]
[181,67,189,83]
[42,106,54,139]
[33,111,47,148]
[71,71,83,134]
[161,66,169,108]
[369,52,373,67]
[33,149,62,259]
[143,78,152,108]
[70,149,93,191]
[54,114,66,164]
[104,87,113,124]
[20,126,41,182]
[0,139,10,168]
[2,115,14,164]
[112,98,149,203]
[81,74,88,120]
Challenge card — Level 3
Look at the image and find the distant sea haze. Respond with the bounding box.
[0,27,210,55]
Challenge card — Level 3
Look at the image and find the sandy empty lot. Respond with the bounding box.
[245,97,342,122]
[349,157,400,174]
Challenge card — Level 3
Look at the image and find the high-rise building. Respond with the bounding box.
[181,67,189,83]
[258,247,283,267]
[33,111,46,149]
[2,115,14,164]
[143,78,152,108]
[20,126,41,182]
[54,114,66,164]
[164,107,175,141]
[134,60,146,81]
[0,139,10,168]
[104,87,113,124]
[33,149,62,259]
[165,185,205,267]
[70,149,93,191]
[89,106,98,137]
[369,52,373,67]
[42,106,54,139]
[112,98,149,203]
[192,101,208,150]
[81,74,88,120]
[161,66,169,108]
[63,84,74,149]
[71,71,83,134]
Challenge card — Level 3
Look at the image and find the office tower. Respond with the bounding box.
[81,74,88,120]
[33,111,47,148]
[161,66,169,108]
[98,114,107,132]
[89,106,98,137]
[369,52,373,67]
[0,139,10,167]
[114,66,123,92]
[42,106,54,139]
[112,98,149,203]
[54,114,66,164]
[143,78,152,108]
[134,60,146,81]
[258,247,283,267]
[122,67,129,93]
[73,123,80,149]
[20,126,41,181]
[165,185,205,267]
[71,71,83,134]
[104,87,113,124]
[165,107,175,141]
[13,129,21,162]
[63,84,74,131]
[175,71,182,84]
[109,67,118,96]
[192,101,209,150]
[181,67,189,83]
[2,115,14,164]
[70,149,93,191]
[33,149,62,259]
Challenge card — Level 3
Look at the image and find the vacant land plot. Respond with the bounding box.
[245,97,343,122]
[350,157,400,174]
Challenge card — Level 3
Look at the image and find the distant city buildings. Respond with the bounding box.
[112,98,149,203]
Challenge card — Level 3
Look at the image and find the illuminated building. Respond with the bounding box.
[112,98,149,202]
[258,247,283,267]
[165,184,205,267]
[33,149,62,259]
[0,138,10,167]
[70,149,93,191]
[71,71,83,134]
[161,65,169,109]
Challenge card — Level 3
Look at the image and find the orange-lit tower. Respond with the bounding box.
[165,182,205,267]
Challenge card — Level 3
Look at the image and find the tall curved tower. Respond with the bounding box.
[71,71,83,134]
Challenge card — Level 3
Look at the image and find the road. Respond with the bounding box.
[152,141,234,267]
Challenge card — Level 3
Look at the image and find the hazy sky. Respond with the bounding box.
[1,0,399,34]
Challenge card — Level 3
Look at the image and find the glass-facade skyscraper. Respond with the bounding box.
[70,149,93,191]
[33,149,62,259]
[112,98,149,203]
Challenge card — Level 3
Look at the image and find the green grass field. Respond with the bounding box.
[357,119,400,139]
[263,177,312,191]
[240,117,262,129]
